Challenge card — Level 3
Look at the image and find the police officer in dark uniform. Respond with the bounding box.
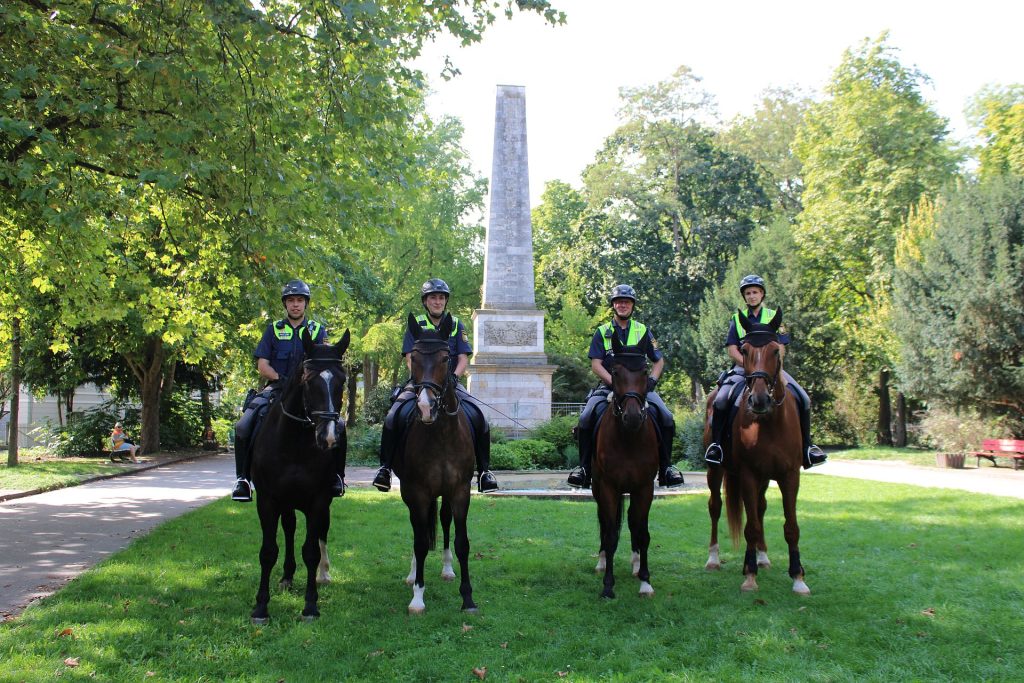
[567,284,686,489]
[371,278,499,494]
[231,279,345,501]
[704,274,828,469]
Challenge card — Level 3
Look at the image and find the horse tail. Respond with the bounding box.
[723,469,743,549]
[427,498,438,551]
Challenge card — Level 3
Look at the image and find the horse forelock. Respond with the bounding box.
[742,329,778,347]
[611,351,648,373]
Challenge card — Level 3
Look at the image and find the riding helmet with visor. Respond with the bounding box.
[608,284,638,305]
[739,274,766,296]
[420,278,451,301]
[281,279,311,303]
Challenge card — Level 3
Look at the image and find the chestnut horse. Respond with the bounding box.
[703,310,810,594]
[250,330,351,624]
[591,335,659,599]
[393,312,477,614]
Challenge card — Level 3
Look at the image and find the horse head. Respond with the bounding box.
[407,312,456,425]
[609,334,649,431]
[737,308,785,415]
[299,329,350,450]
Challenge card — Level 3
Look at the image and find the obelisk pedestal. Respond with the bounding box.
[468,85,555,432]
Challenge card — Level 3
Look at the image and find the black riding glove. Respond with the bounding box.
[646,376,658,393]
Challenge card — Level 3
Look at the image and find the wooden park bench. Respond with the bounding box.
[971,439,1024,470]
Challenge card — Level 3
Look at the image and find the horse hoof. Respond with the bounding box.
[441,571,456,582]
[408,605,425,615]
[705,561,721,571]
[741,577,759,592]
[600,590,615,600]
[793,579,811,595]
[251,616,270,626]
[463,606,479,614]
[278,580,293,591]
[316,576,331,585]
[638,582,654,597]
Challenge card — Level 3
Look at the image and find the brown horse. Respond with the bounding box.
[393,312,477,614]
[703,309,810,594]
[592,334,659,599]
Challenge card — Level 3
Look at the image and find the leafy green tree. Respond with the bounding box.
[967,85,1024,178]
[793,34,960,444]
[892,176,1024,429]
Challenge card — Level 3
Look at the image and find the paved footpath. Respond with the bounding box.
[1,454,1021,621]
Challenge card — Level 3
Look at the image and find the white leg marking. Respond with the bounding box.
[405,553,417,585]
[316,539,332,584]
[631,551,641,577]
[638,581,654,597]
[705,543,721,571]
[793,578,811,595]
[441,548,456,581]
[756,550,771,569]
[408,584,426,614]
[595,550,606,573]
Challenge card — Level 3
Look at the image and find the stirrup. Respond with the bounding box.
[659,465,685,488]
[231,478,253,502]
[567,466,590,489]
[332,475,346,497]
[372,466,392,492]
[804,445,827,469]
[704,443,724,465]
[478,470,499,493]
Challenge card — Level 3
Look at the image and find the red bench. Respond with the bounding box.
[972,439,1024,470]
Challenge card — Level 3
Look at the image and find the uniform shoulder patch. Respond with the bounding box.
[650,336,660,350]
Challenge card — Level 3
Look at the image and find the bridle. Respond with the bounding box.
[743,345,786,407]
[610,353,649,423]
[281,357,345,428]
[411,341,461,420]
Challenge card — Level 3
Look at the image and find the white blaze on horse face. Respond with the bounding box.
[319,369,337,448]
[417,386,434,423]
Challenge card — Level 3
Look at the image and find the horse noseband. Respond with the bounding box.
[613,391,648,420]
[744,370,785,406]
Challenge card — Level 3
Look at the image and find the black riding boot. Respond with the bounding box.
[798,402,828,469]
[475,425,498,493]
[373,426,396,492]
[232,435,253,502]
[657,423,685,488]
[332,441,346,497]
[567,427,593,489]
[704,406,728,465]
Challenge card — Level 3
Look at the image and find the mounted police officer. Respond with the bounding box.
[372,278,499,494]
[567,284,686,490]
[704,274,828,469]
[231,279,346,501]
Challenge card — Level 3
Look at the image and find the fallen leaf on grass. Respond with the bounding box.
[462,623,473,633]
[500,642,508,649]
[367,649,384,658]
[557,672,568,678]
[921,607,935,617]
[472,666,487,679]
[64,657,80,667]
[753,598,767,606]
[145,672,155,677]
[56,628,74,638]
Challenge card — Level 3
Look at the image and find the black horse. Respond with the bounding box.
[249,330,350,624]
[393,312,477,614]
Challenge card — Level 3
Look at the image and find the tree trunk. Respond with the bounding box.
[362,356,374,395]
[347,364,358,426]
[893,391,907,447]
[876,368,892,446]
[125,336,170,455]
[7,317,21,467]
[200,380,213,432]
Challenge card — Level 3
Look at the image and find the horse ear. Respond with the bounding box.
[301,326,315,355]
[769,307,783,332]
[737,309,753,333]
[407,312,421,340]
[335,329,351,358]
[438,312,453,339]
[611,332,623,354]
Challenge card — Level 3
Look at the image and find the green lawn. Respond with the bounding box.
[2,477,1021,681]
[827,445,952,468]
[0,453,137,494]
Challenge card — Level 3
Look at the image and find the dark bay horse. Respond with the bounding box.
[249,330,351,624]
[703,310,809,594]
[592,335,659,599]
[393,312,477,614]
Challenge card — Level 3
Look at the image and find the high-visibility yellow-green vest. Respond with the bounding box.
[733,307,776,340]
[273,319,322,341]
[599,320,647,351]
[415,313,460,337]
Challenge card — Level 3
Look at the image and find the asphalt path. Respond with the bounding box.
[1,453,1021,620]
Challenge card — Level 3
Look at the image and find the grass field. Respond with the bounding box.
[0,453,138,494]
[2,475,1022,681]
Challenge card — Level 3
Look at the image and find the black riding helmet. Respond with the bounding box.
[739,274,766,296]
[608,283,637,305]
[421,278,451,301]
[281,279,311,303]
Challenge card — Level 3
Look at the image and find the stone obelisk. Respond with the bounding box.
[468,85,555,431]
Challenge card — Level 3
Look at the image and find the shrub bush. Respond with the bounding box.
[529,415,577,457]
[490,438,559,470]
[347,424,382,465]
[675,404,707,470]
[362,383,397,426]
[915,405,1018,451]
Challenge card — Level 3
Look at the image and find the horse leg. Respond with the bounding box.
[451,493,477,612]
[317,507,332,585]
[595,482,620,599]
[440,499,456,581]
[299,507,325,620]
[628,487,654,597]
[756,481,771,569]
[407,503,432,614]
[706,464,724,571]
[740,475,763,592]
[251,500,280,625]
[778,471,810,595]
[279,508,297,591]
